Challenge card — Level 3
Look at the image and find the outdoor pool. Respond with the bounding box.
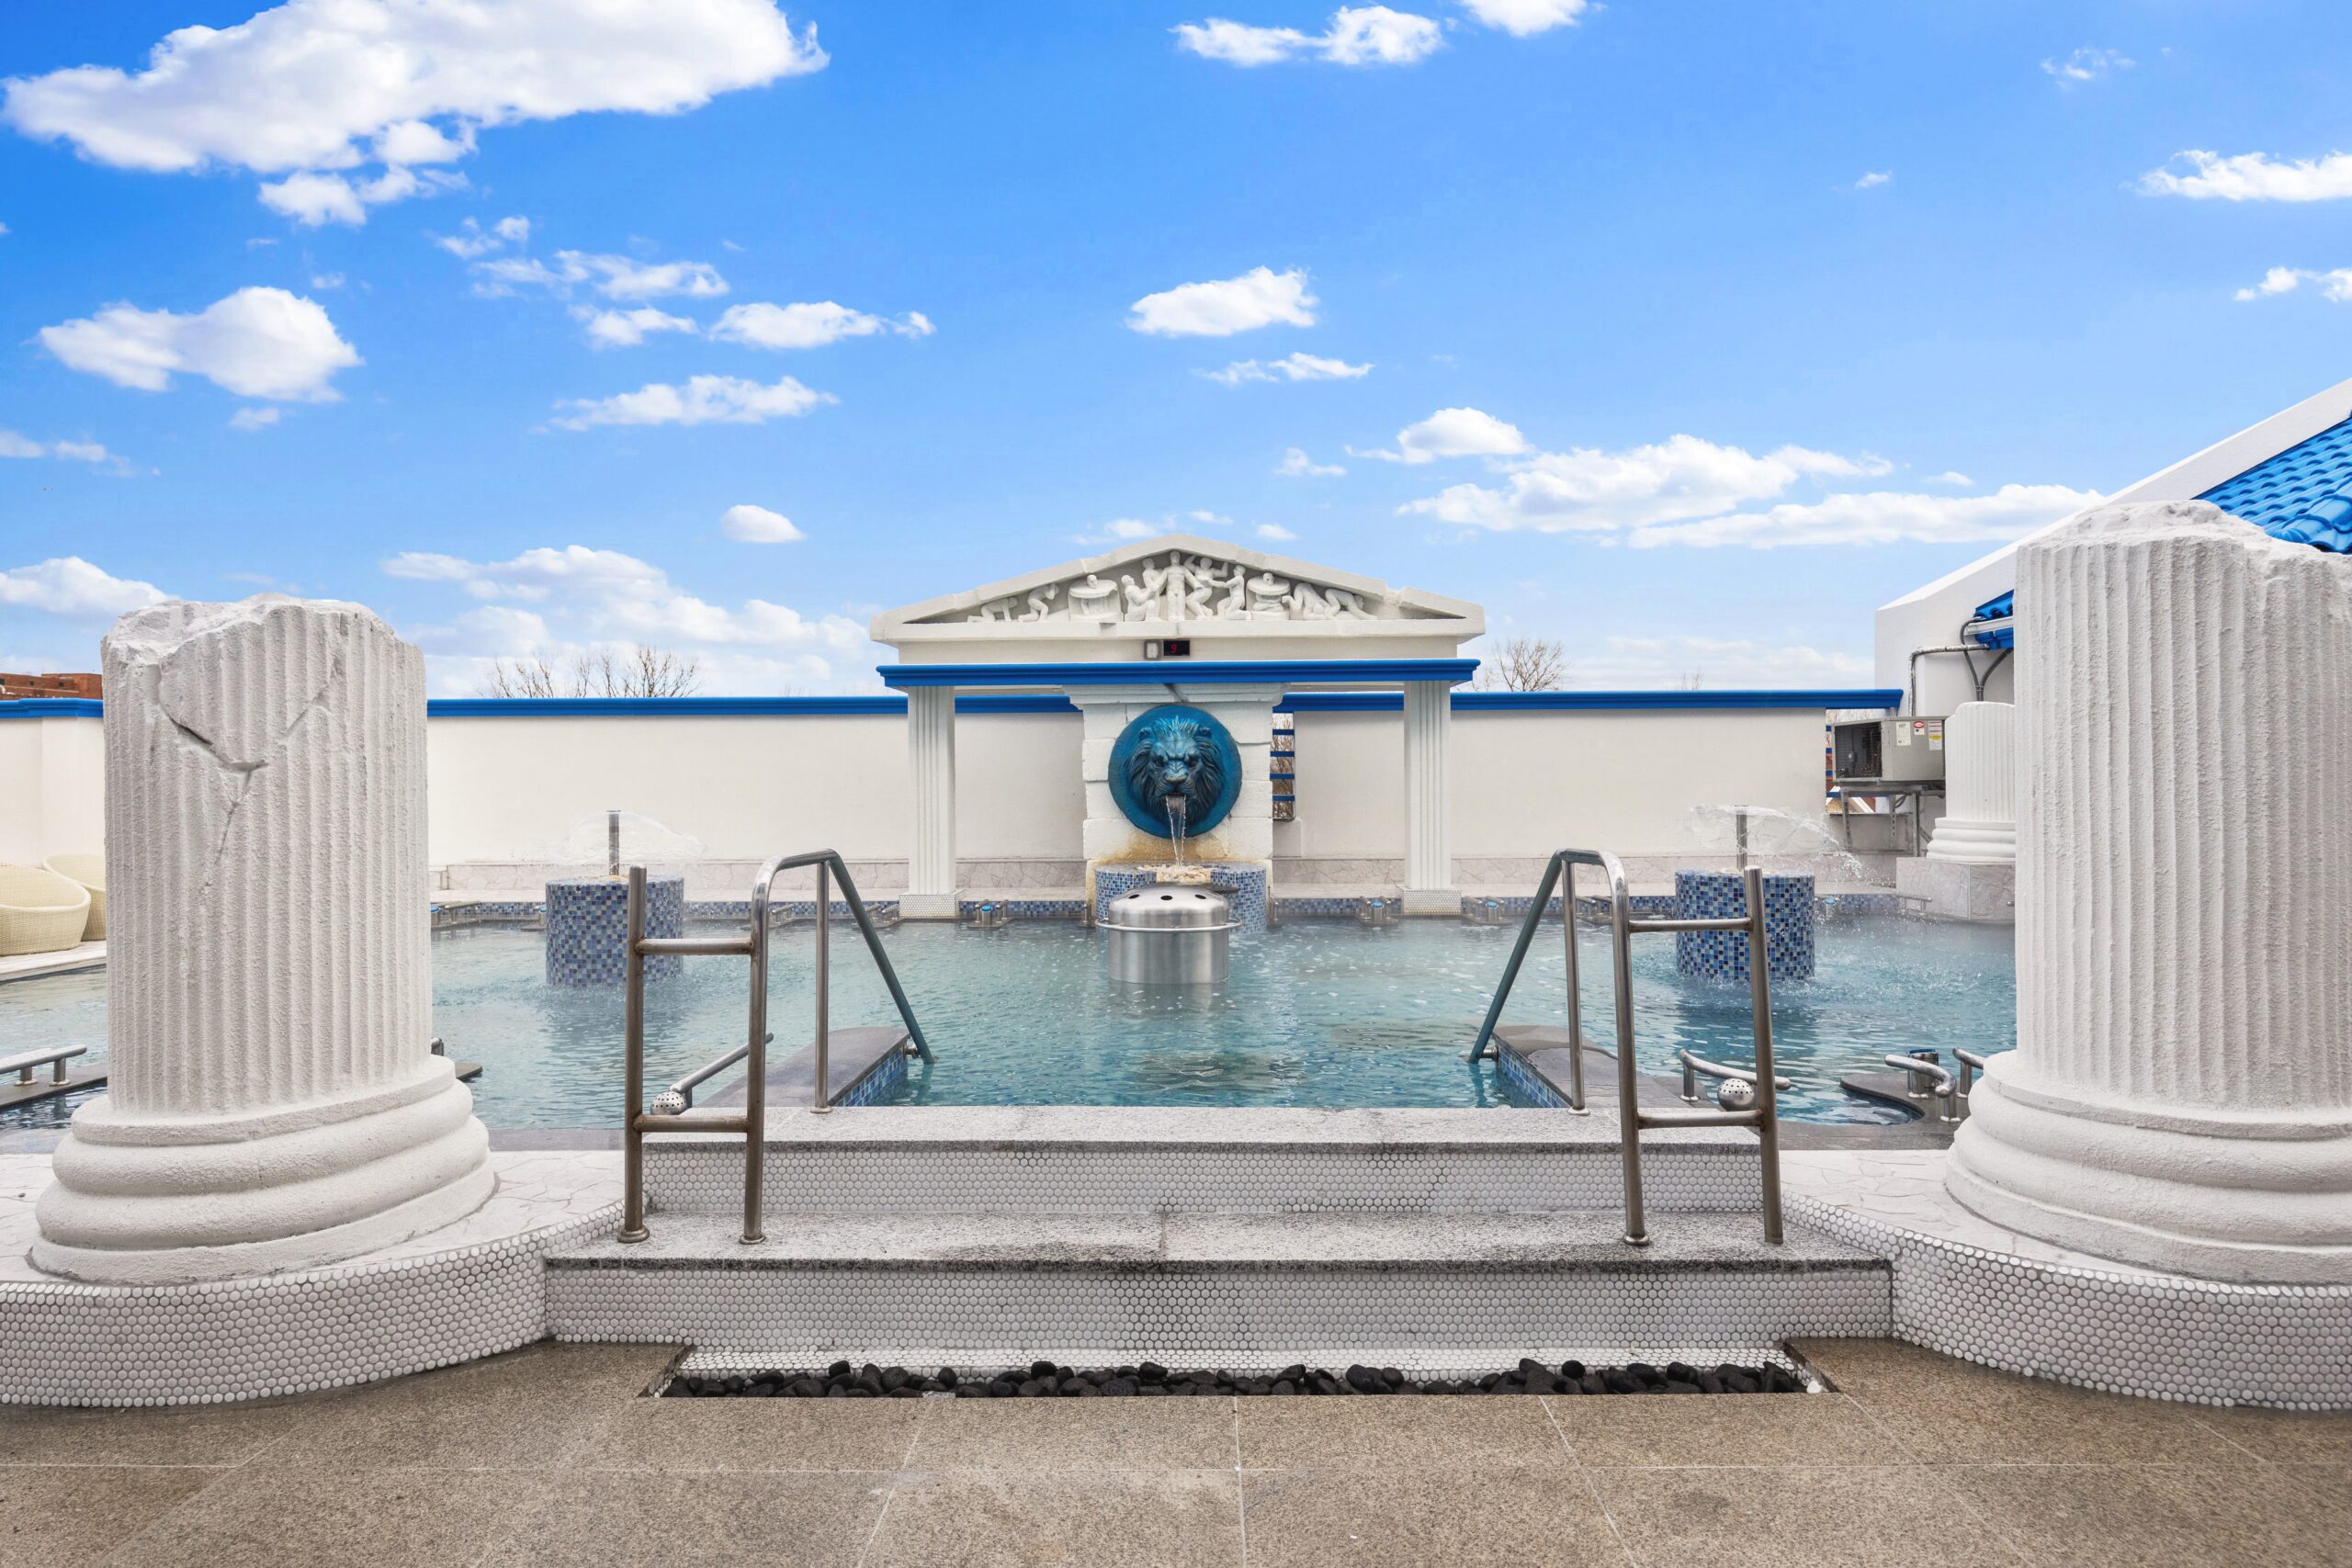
[0,912,2013,1129]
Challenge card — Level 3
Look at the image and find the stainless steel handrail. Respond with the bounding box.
[1,1043,85,1085]
[1953,1046,1991,1098]
[618,851,931,1247]
[1679,1048,1793,1104]
[1885,1053,1961,1122]
[1469,850,1785,1247]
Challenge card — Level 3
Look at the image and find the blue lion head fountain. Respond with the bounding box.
[1108,705,1243,840]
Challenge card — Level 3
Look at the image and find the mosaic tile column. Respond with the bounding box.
[545,876,683,985]
[902,685,959,919]
[33,597,492,1285]
[1672,870,1815,982]
[1948,502,2352,1283]
[1926,701,2017,863]
[1400,680,1456,915]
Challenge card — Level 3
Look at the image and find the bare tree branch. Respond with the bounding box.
[476,645,704,698]
[1473,635,1567,692]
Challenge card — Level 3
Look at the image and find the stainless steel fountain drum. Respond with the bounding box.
[1103,886,1238,984]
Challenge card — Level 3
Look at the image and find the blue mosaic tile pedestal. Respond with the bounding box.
[1673,870,1815,983]
[546,876,684,987]
[1091,862,1269,934]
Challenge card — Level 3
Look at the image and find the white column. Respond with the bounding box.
[1926,701,2017,863]
[1401,680,1456,915]
[34,597,492,1284]
[1947,502,2352,1283]
[901,685,959,919]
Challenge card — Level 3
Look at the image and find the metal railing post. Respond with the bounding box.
[1558,865,1587,1113]
[618,865,650,1244]
[812,861,832,1113]
[742,874,770,1245]
[1611,873,1648,1247]
[1744,866,1784,1246]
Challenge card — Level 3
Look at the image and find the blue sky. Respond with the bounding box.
[3,0,2347,694]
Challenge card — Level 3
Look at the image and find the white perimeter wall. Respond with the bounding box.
[0,714,106,867]
[7,705,1839,873]
[1285,707,1829,860]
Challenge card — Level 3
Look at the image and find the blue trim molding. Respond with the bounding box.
[0,698,104,718]
[877,658,1482,689]
[1280,688,1901,714]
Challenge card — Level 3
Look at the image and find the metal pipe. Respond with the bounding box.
[741,872,770,1245]
[1466,853,1562,1063]
[1745,866,1785,1246]
[1953,1047,1989,1098]
[1885,1054,1961,1122]
[1628,916,1752,934]
[812,860,831,1114]
[1679,1049,1792,1092]
[1611,863,1647,1246]
[1559,870,1586,1113]
[827,855,931,1060]
[636,935,757,957]
[618,866,649,1243]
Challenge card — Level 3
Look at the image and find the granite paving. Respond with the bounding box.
[4,1337,2348,1566]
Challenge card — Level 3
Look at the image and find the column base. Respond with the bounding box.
[1399,888,1461,918]
[898,891,963,921]
[1947,1062,2352,1284]
[1894,857,2016,923]
[1925,818,2017,864]
[31,1063,493,1286]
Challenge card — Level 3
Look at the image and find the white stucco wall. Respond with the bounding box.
[1282,706,1830,860]
[13,702,1845,878]
[0,713,106,867]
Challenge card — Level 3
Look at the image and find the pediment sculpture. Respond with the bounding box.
[959,550,1383,624]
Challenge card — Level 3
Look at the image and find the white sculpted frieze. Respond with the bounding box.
[961,551,1385,624]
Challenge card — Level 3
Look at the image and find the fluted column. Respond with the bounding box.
[1926,702,2017,863]
[902,685,958,919]
[1947,502,2352,1282]
[1401,681,1456,914]
[34,597,491,1284]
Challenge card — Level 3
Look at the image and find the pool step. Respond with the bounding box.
[639,1106,1766,1219]
[543,1209,1889,1358]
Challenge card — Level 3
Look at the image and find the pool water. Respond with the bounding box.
[0,914,2013,1129]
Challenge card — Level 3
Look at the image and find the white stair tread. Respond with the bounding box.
[548,1209,1876,1272]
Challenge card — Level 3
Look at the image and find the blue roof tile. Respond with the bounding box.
[2199,411,2352,552]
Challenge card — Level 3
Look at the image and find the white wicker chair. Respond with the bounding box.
[42,853,106,941]
[0,865,92,957]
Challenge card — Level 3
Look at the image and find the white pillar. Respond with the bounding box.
[1401,680,1456,915]
[901,685,959,919]
[1926,701,2017,863]
[34,597,492,1284]
[1947,502,2352,1283]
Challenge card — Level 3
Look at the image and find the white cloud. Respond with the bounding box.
[1203,351,1370,386]
[258,164,463,226]
[1276,446,1344,477]
[1854,170,1891,189]
[2234,265,2352,303]
[1623,483,2103,549]
[1361,406,1528,465]
[38,286,360,400]
[1254,523,1298,541]
[477,250,729,299]
[709,300,934,349]
[0,557,168,617]
[1929,470,1973,486]
[1458,0,1589,36]
[2139,150,2352,203]
[1128,266,1317,336]
[575,306,699,348]
[1070,510,1238,546]
[1175,6,1442,66]
[1405,432,1879,528]
[2042,47,2132,85]
[229,407,282,431]
[2,0,825,225]
[436,215,529,259]
[721,503,805,542]
[551,373,833,429]
[387,542,875,693]
[310,272,344,290]
[0,432,113,462]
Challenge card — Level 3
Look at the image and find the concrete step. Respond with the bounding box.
[640,1105,1766,1218]
[544,1209,1889,1359]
